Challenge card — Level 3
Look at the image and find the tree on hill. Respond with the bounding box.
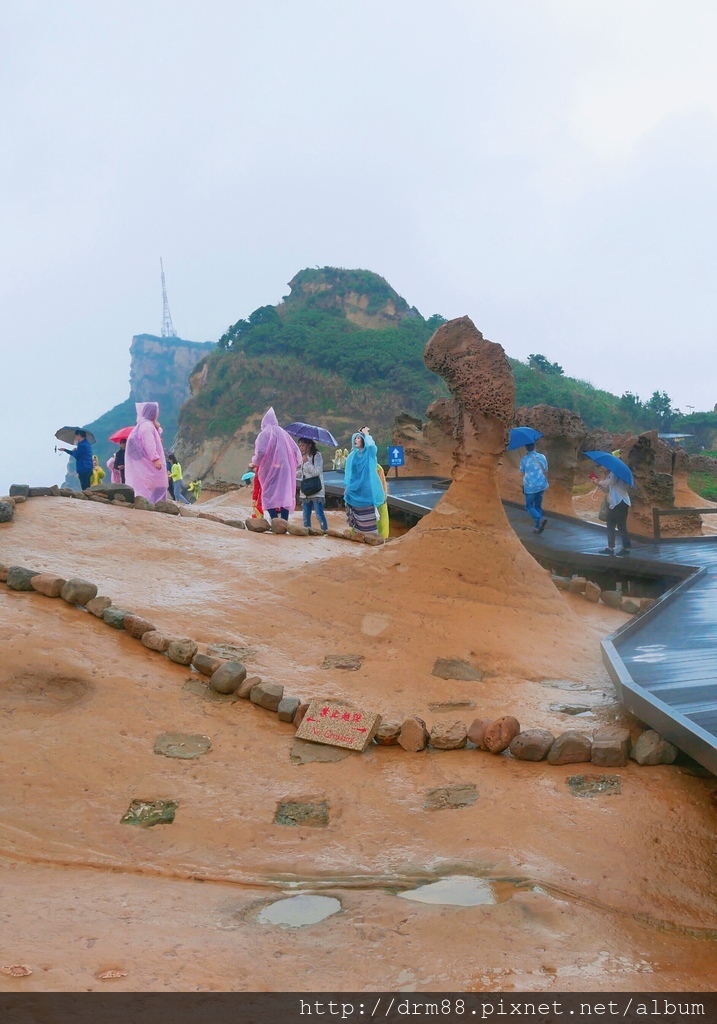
[527,353,564,376]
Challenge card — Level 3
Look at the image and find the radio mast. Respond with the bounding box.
[160,258,178,338]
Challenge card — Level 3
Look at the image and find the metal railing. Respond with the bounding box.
[652,505,717,541]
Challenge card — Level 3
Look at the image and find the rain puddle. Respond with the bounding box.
[397,876,519,907]
[256,895,341,928]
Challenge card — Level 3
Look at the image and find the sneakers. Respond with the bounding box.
[600,547,615,555]
[616,547,631,557]
[535,517,548,534]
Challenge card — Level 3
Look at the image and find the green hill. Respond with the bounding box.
[176,266,717,463]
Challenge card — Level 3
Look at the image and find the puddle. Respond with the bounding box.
[256,895,341,927]
[397,876,517,907]
[120,799,178,827]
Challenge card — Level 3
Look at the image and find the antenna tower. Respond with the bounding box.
[160,257,178,338]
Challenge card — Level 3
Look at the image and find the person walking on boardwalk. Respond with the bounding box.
[298,438,328,532]
[344,427,385,536]
[59,430,94,491]
[590,469,632,556]
[250,407,302,532]
[519,442,549,534]
[125,402,168,504]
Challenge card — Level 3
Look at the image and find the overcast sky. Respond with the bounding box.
[2,0,717,491]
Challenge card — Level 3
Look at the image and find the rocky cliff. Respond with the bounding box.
[67,334,215,484]
[174,268,446,486]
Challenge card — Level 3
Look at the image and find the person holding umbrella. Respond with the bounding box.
[519,442,549,534]
[58,429,94,490]
[585,450,633,556]
[297,438,328,532]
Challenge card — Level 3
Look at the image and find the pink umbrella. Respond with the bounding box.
[109,426,134,443]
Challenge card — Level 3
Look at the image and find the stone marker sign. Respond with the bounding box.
[295,699,381,752]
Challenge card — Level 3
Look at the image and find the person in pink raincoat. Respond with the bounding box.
[107,456,122,484]
[125,402,168,503]
[250,407,301,529]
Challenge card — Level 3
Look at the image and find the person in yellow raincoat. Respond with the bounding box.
[188,479,203,502]
[90,456,106,487]
[376,462,389,539]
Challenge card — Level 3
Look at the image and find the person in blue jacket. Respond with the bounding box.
[59,430,94,490]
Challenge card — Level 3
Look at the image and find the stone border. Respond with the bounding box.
[0,487,691,772]
[4,484,388,545]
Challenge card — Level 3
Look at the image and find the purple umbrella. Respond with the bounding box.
[284,422,339,447]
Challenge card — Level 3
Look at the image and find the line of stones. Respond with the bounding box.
[1,488,678,767]
[3,483,384,544]
[551,572,655,616]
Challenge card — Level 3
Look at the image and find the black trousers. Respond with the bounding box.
[606,500,630,550]
[78,471,92,490]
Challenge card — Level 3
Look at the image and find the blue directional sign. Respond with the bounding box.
[388,445,405,467]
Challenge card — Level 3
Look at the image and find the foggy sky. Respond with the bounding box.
[2,0,717,492]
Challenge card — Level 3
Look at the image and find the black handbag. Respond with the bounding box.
[300,474,322,497]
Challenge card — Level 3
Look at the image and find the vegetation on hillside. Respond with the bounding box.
[180,266,717,456]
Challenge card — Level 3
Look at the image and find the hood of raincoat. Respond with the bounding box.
[135,401,159,423]
[344,432,385,508]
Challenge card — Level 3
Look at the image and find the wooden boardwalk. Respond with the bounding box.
[324,471,717,774]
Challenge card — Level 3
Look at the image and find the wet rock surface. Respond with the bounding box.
[182,678,239,703]
[374,721,401,745]
[322,654,363,671]
[550,703,593,716]
[290,739,352,764]
[483,715,520,753]
[207,643,257,661]
[398,716,430,752]
[250,681,284,711]
[167,638,199,665]
[428,699,476,712]
[123,614,157,639]
[30,573,67,598]
[567,774,622,797]
[60,578,98,606]
[141,630,171,652]
[430,720,468,750]
[509,728,555,761]
[120,799,178,827]
[548,730,592,765]
[153,733,211,759]
[87,596,112,618]
[209,661,247,694]
[631,729,679,766]
[192,653,225,677]
[278,696,301,722]
[103,607,129,629]
[273,800,329,827]
[591,727,630,767]
[431,658,484,681]
[7,567,40,591]
[424,784,478,810]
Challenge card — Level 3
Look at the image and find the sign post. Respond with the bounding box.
[388,445,405,478]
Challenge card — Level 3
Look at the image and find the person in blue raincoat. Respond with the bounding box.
[519,442,549,534]
[59,430,94,490]
[343,427,385,536]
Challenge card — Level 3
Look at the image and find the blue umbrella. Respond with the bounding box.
[583,450,634,487]
[284,421,339,447]
[507,426,543,451]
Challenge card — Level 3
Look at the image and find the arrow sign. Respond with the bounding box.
[387,444,405,468]
[295,699,382,752]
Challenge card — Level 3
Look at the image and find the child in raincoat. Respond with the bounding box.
[90,456,106,487]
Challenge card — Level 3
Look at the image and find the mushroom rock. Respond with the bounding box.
[672,447,709,509]
[392,399,457,477]
[620,431,702,537]
[501,405,587,515]
[284,316,599,680]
